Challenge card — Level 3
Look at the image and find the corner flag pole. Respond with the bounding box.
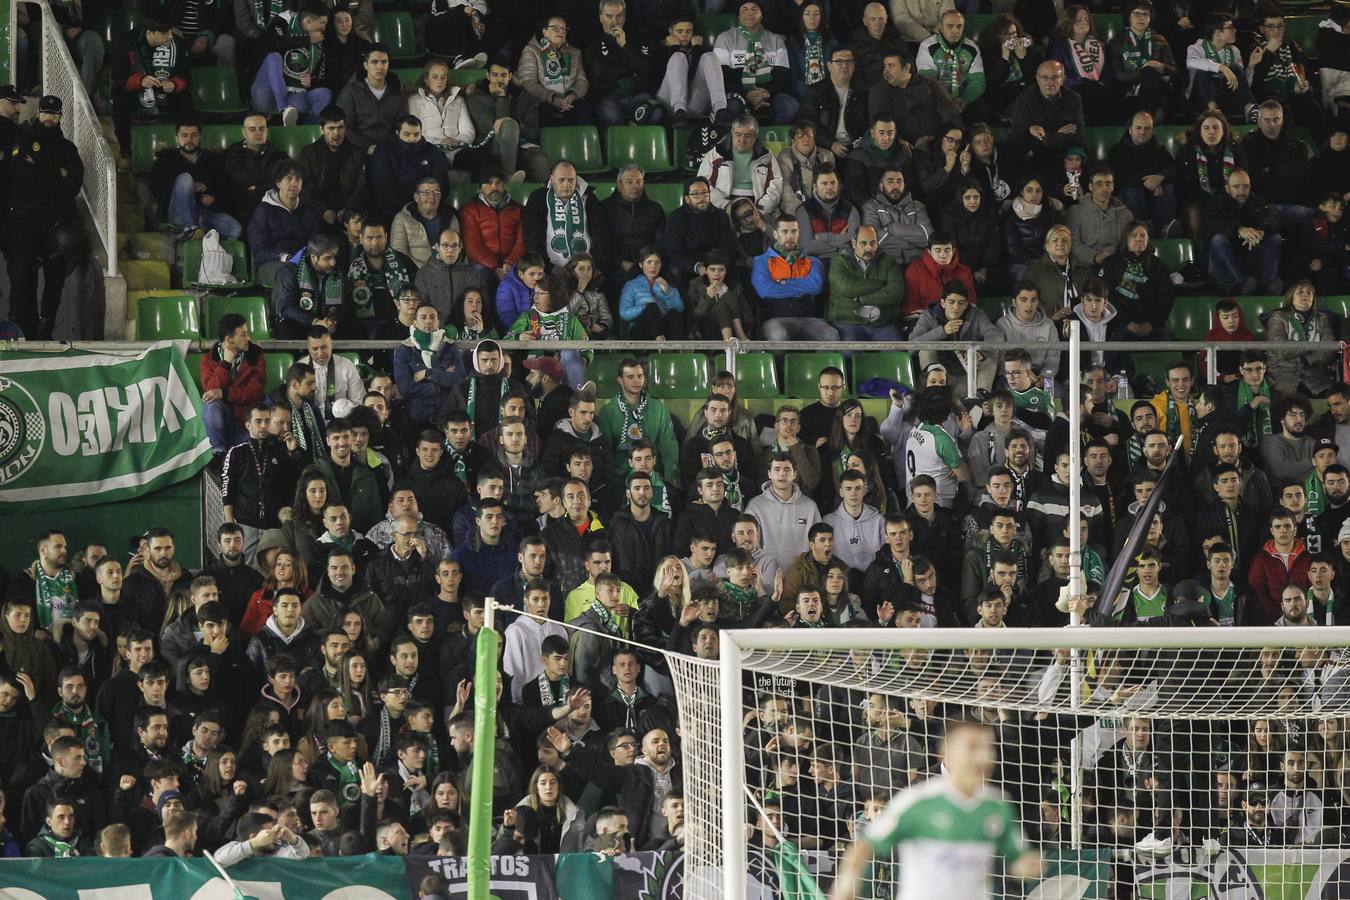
[466,596,501,900]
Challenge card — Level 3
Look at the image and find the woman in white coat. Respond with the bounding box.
[406,58,485,173]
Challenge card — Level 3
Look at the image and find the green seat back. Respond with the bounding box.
[136,295,201,340]
[785,352,845,399]
[1237,296,1279,336]
[184,238,251,286]
[373,12,419,60]
[734,352,781,399]
[695,13,735,43]
[540,126,607,174]
[392,68,422,92]
[131,124,177,175]
[101,8,142,43]
[506,182,543,204]
[1133,351,1193,394]
[1083,126,1116,163]
[1152,238,1194,272]
[1154,125,1189,157]
[273,125,321,159]
[585,353,626,390]
[1095,13,1123,43]
[671,127,693,172]
[186,352,206,391]
[266,352,295,393]
[978,295,1009,322]
[646,184,684,215]
[450,182,480,209]
[964,13,997,39]
[605,125,674,173]
[1167,298,1214,340]
[201,124,236,153]
[852,352,915,391]
[1286,17,1320,53]
[649,353,711,399]
[1322,296,1350,321]
[205,296,271,340]
[590,183,615,201]
[126,288,183,321]
[190,67,247,114]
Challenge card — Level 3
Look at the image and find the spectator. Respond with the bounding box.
[524,161,611,271]
[867,49,962,146]
[337,44,402,155]
[826,224,903,341]
[272,234,350,340]
[687,250,752,341]
[697,115,785,217]
[223,114,289,226]
[909,281,1001,390]
[1241,100,1314,227]
[794,166,857,264]
[1265,281,1340,398]
[1204,167,1283,295]
[394,304,464,427]
[1001,176,1056,279]
[347,220,417,336]
[807,47,867,165]
[847,3,900,85]
[1108,111,1177,233]
[619,248,686,340]
[518,17,591,126]
[902,231,975,323]
[503,275,591,389]
[407,59,482,173]
[974,14,1037,118]
[862,166,933,266]
[587,0,663,127]
[370,117,450,228]
[1185,12,1255,121]
[662,177,738,289]
[786,0,835,101]
[321,9,372,91]
[111,16,192,155]
[414,230,492,325]
[603,166,667,289]
[1106,1,1176,120]
[149,119,240,240]
[251,6,332,125]
[712,1,799,123]
[1296,191,1350,295]
[777,122,836,217]
[1047,6,1111,121]
[463,63,550,182]
[1065,166,1132,267]
[746,453,822,570]
[596,359,680,485]
[391,177,459,268]
[841,115,913,210]
[1248,509,1310,624]
[1009,60,1085,175]
[461,169,526,280]
[916,11,985,114]
[248,159,324,287]
[1023,224,1089,322]
[752,214,834,341]
[1177,110,1246,242]
[201,313,266,454]
[1261,395,1315,486]
[296,106,369,230]
[998,281,1060,382]
[941,178,1001,289]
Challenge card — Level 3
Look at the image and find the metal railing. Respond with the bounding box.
[21,0,117,276]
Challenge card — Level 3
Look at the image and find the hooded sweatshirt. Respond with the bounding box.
[823,502,885,572]
[1071,298,1120,367]
[997,305,1061,379]
[902,246,977,317]
[1204,303,1256,379]
[745,482,823,571]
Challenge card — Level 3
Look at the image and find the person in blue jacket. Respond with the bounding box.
[393,302,464,428]
[247,158,324,286]
[494,253,547,331]
[369,114,450,227]
[619,246,686,339]
[751,214,835,341]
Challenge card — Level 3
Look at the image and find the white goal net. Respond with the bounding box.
[669,626,1350,900]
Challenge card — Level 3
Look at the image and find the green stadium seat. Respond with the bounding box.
[964,13,996,38]
[183,238,251,287]
[646,183,684,215]
[450,68,486,88]
[978,295,1009,322]
[338,352,362,365]
[649,353,711,399]
[506,182,542,204]
[1154,125,1189,157]
[1286,17,1320,53]
[100,8,142,44]
[266,352,295,393]
[671,127,693,172]
[373,12,420,62]
[1095,13,1123,43]
[540,126,607,174]
[1237,296,1280,336]
[1322,296,1350,321]
[190,67,247,116]
[1132,351,1193,394]
[392,68,421,91]
[449,182,480,209]
[785,352,845,399]
[1231,124,1256,141]
[734,352,781,399]
[606,126,674,174]
[695,13,735,43]
[1083,126,1116,163]
[585,353,625,391]
[1167,298,1213,340]
[272,125,321,159]
[201,124,236,153]
[131,124,177,175]
[125,231,175,264]
[186,352,206,391]
[1152,238,1194,272]
[590,183,615,201]
[205,296,271,340]
[136,295,201,340]
[126,288,182,322]
[852,352,915,391]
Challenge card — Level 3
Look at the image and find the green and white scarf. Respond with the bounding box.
[798,615,826,628]
[739,28,771,87]
[1163,392,1194,446]
[932,36,970,95]
[1237,378,1272,445]
[1285,309,1323,343]
[40,832,79,857]
[444,442,469,483]
[290,394,322,458]
[1261,43,1298,96]
[546,187,588,262]
[722,471,743,510]
[251,0,288,31]
[1201,39,1239,68]
[296,253,345,316]
[1119,28,1155,70]
[348,249,410,318]
[1306,470,1326,517]
[31,562,76,630]
[135,36,179,111]
[536,673,571,706]
[721,580,755,615]
[613,391,649,449]
[465,376,508,425]
[1195,144,1236,195]
[409,326,447,368]
[537,37,571,94]
[649,471,672,514]
[803,32,825,86]
[590,599,625,637]
[1083,547,1105,585]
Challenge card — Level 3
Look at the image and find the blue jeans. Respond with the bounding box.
[1209,232,1282,290]
[1119,183,1177,229]
[596,92,667,127]
[1274,203,1315,234]
[168,172,243,238]
[761,316,840,341]
[250,53,333,120]
[203,400,245,453]
[833,321,904,342]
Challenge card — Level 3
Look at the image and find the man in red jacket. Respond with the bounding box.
[200,312,266,453]
[1248,509,1311,624]
[460,168,525,281]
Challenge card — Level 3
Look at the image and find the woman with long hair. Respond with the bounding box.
[976,15,1038,117]
[820,399,888,507]
[262,748,314,800]
[297,690,351,766]
[515,766,580,854]
[448,287,500,341]
[240,550,310,637]
[339,609,380,660]
[633,556,691,681]
[787,0,836,100]
[1048,5,1112,119]
[1176,110,1246,242]
[411,771,468,835]
[407,58,481,169]
[1265,279,1340,397]
[339,649,373,725]
[185,747,250,848]
[1002,177,1059,279]
[281,470,328,583]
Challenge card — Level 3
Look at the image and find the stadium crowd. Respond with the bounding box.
[2,0,1350,885]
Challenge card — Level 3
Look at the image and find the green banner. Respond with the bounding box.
[0,853,408,898]
[0,342,211,510]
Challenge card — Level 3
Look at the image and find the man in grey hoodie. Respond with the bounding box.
[997,281,1061,382]
[823,470,885,572]
[908,281,1002,390]
[413,229,492,324]
[745,453,822,571]
[861,167,933,265]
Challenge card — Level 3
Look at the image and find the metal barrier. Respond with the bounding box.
[20,0,117,277]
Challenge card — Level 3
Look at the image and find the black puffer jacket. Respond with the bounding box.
[1107,128,1177,193]
[601,192,667,270]
[942,200,1002,273]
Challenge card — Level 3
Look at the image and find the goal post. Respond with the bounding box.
[673,625,1350,900]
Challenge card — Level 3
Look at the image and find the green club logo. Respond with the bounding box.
[0,376,45,486]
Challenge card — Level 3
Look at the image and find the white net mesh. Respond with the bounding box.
[673,627,1350,900]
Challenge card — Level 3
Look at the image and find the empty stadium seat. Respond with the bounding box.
[273,126,321,159]
[649,353,711,399]
[734,352,781,399]
[201,125,236,153]
[671,127,693,172]
[374,12,420,62]
[1286,16,1320,52]
[1322,296,1350,321]
[183,238,251,287]
[204,296,271,340]
[606,126,674,174]
[540,126,607,174]
[131,124,177,175]
[1236,296,1280,336]
[127,288,183,322]
[1132,351,1193,394]
[1167,298,1213,340]
[785,352,845,399]
[190,67,247,116]
[1096,13,1123,43]
[646,183,684,215]
[1083,126,1118,162]
[978,295,1009,322]
[507,182,542,204]
[1152,239,1194,272]
[449,182,480,209]
[392,68,422,91]
[695,13,734,43]
[852,352,915,391]
[136,295,201,340]
[266,352,295,392]
[585,353,625,390]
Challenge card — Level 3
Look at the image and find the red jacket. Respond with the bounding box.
[461,196,526,271]
[902,248,976,317]
[200,341,266,427]
[1247,538,1310,624]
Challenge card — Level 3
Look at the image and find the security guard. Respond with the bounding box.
[2,95,86,340]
